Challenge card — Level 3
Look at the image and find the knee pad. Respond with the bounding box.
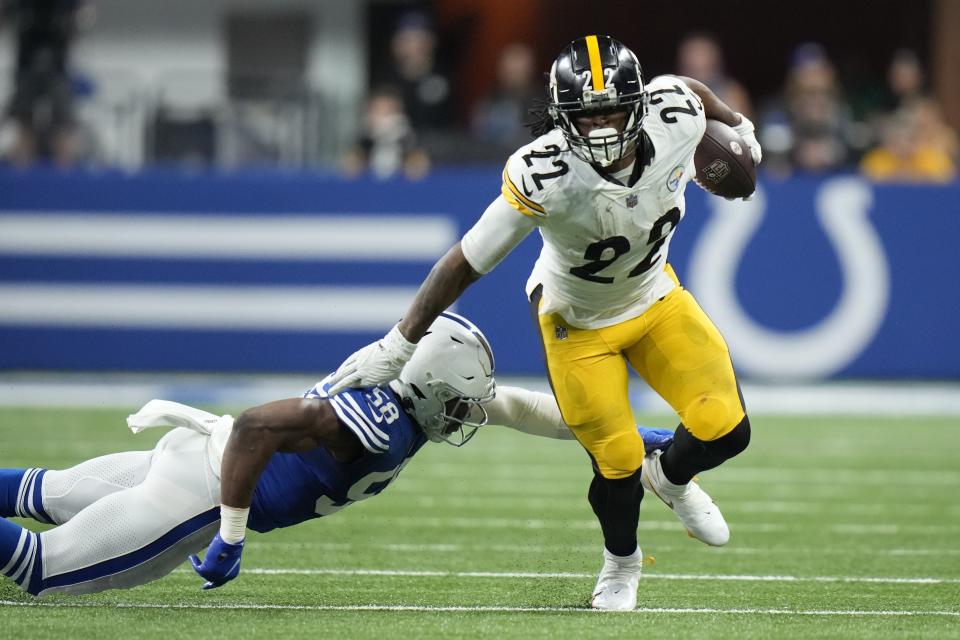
[681,393,745,442]
[595,430,646,479]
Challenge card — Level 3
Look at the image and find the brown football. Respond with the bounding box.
[693,119,757,199]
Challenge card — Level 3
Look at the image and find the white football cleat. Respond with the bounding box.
[641,449,730,546]
[591,547,641,611]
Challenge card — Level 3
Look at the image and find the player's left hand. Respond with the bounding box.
[638,426,674,454]
[732,113,762,166]
[327,324,418,395]
[189,533,244,590]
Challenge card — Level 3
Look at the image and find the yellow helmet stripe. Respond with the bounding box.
[585,35,604,91]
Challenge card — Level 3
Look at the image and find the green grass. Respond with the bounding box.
[1,407,959,639]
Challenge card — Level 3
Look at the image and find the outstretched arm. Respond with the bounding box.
[219,398,361,508]
[485,385,573,440]
[398,244,483,343]
[485,386,676,454]
[324,244,481,395]
[399,192,540,341]
[327,196,537,394]
[191,398,361,589]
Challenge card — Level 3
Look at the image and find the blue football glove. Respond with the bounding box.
[189,533,244,590]
[638,426,674,454]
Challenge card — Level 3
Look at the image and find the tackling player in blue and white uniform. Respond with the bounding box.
[0,312,673,596]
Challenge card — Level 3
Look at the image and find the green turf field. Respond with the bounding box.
[1,407,958,639]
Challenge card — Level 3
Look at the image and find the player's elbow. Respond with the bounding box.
[232,408,270,444]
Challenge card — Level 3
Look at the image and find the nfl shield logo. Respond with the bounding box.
[625,194,639,208]
[704,159,731,183]
[555,325,568,340]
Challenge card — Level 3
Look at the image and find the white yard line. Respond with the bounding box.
[390,481,952,499]
[248,541,960,557]
[0,600,957,617]
[391,495,956,516]
[391,463,960,485]
[245,568,960,585]
[706,467,960,486]
[316,514,960,535]
[164,567,960,585]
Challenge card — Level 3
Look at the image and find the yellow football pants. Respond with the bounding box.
[533,279,745,479]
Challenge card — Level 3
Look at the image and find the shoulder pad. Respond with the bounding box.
[644,75,706,144]
[646,76,704,121]
[501,133,571,218]
[646,74,690,94]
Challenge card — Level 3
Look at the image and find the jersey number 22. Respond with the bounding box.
[569,207,681,283]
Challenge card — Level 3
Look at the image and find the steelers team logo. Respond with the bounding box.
[666,164,685,192]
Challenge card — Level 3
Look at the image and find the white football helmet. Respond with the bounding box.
[390,312,496,446]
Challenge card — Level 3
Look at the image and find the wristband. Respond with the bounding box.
[219,505,249,544]
[383,324,418,360]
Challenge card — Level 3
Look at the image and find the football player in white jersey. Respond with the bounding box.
[328,34,762,611]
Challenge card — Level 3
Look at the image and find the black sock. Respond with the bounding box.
[587,466,644,557]
[660,416,751,485]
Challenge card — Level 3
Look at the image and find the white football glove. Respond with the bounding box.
[732,113,762,166]
[326,324,417,395]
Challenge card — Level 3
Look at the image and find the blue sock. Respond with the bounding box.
[0,469,27,518]
[0,468,53,523]
[0,516,43,595]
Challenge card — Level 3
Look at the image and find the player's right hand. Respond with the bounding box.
[189,533,244,590]
[327,324,418,395]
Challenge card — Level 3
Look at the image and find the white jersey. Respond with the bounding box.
[501,75,706,329]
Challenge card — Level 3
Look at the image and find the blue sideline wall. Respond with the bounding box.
[0,168,957,379]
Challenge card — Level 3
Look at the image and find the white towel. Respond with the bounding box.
[127,399,235,477]
[126,399,230,436]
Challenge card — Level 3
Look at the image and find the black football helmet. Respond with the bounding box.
[548,35,648,166]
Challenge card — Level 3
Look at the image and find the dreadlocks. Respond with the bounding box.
[525,97,556,138]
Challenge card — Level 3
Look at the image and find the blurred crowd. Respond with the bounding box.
[1,6,957,183]
[341,12,539,179]
[1,0,90,168]
[754,41,956,182]
[340,19,957,183]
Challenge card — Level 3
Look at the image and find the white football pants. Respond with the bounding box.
[31,427,220,595]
